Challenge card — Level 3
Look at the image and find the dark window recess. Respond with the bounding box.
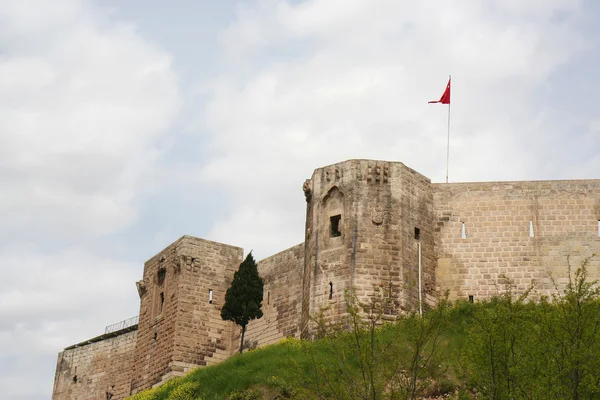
[159,292,164,313]
[209,289,213,304]
[414,227,421,240]
[72,375,78,384]
[468,295,474,303]
[329,281,333,300]
[153,332,158,341]
[330,215,342,237]
[157,267,166,286]
[267,291,270,305]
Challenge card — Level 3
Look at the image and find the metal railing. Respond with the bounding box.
[105,315,139,334]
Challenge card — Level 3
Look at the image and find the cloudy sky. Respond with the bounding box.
[1,0,600,398]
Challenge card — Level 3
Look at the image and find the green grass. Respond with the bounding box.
[127,337,320,400]
[127,312,472,400]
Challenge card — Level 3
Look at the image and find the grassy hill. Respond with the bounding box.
[127,300,470,400]
[127,266,600,400]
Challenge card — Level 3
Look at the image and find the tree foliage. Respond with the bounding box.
[300,287,450,400]
[464,256,600,399]
[221,252,264,353]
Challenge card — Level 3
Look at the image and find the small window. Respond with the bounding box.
[461,222,467,239]
[329,281,333,300]
[153,332,158,341]
[468,295,474,303]
[529,220,534,237]
[414,227,421,240]
[330,215,341,237]
[267,291,270,305]
[72,375,78,384]
[159,292,164,313]
[208,289,213,304]
[157,267,166,286]
[597,220,600,237]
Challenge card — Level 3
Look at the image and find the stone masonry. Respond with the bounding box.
[52,159,600,399]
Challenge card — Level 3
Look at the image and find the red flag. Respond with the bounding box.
[428,77,451,104]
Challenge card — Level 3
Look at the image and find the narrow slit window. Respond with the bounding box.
[267,291,270,305]
[414,227,421,240]
[159,292,164,313]
[329,281,333,300]
[529,220,534,237]
[330,215,341,237]
[153,332,158,341]
[157,268,166,286]
[468,295,474,303]
[208,289,213,304]
[461,222,467,239]
[597,220,600,237]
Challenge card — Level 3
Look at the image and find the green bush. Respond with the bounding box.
[169,381,203,400]
[229,388,262,400]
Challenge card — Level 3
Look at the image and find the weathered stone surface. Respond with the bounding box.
[52,330,137,400]
[433,180,600,301]
[52,159,600,400]
[129,236,243,394]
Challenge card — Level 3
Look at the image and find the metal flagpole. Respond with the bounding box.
[445,75,451,184]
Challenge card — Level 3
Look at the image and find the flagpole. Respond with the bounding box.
[445,75,451,184]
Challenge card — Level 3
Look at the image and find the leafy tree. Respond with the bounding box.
[301,287,450,400]
[221,252,264,353]
[463,278,538,400]
[537,256,600,399]
[463,258,600,399]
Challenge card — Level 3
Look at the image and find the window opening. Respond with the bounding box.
[159,292,164,313]
[267,291,270,305]
[529,220,534,237]
[329,281,333,300]
[157,267,166,286]
[153,332,158,341]
[72,375,78,384]
[414,227,421,240]
[330,215,341,237]
[598,220,600,237]
[461,222,467,239]
[468,295,474,303]
[208,289,213,304]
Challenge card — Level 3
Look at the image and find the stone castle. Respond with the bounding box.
[52,159,600,400]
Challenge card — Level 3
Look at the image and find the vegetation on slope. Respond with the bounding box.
[128,258,600,400]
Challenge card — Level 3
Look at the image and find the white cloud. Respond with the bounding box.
[0,0,180,239]
[0,1,180,398]
[0,245,140,399]
[198,0,591,257]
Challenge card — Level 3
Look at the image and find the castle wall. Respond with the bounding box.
[52,329,137,400]
[434,180,600,301]
[398,166,435,307]
[129,238,182,393]
[174,237,243,370]
[129,236,243,394]
[245,243,304,348]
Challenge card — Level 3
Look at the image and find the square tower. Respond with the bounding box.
[129,236,243,394]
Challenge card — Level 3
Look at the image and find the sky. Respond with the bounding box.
[1,0,600,398]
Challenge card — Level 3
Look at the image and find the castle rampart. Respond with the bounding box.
[52,328,137,400]
[434,179,600,301]
[245,243,305,348]
[52,160,600,400]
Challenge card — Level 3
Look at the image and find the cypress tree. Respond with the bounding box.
[220,252,264,353]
